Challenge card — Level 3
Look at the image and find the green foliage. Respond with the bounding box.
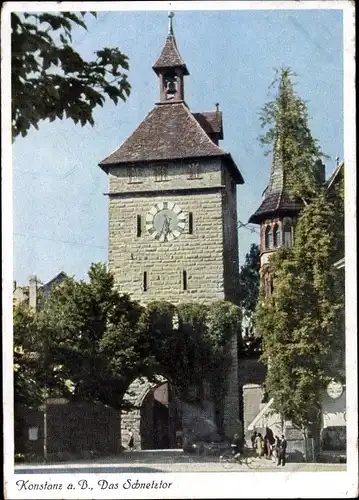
[133,301,205,395]
[12,12,131,139]
[206,301,242,353]
[36,263,144,408]
[15,265,242,411]
[139,300,242,401]
[259,67,327,203]
[14,304,44,408]
[237,244,261,357]
[254,178,345,429]
[205,301,242,400]
[238,243,260,318]
[136,301,179,381]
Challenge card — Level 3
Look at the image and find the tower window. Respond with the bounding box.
[187,162,201,179]
[143,271,148,292]
[188,212,193,234]
[128,166,142,184]
[265,225,272,249]
[182,270,188,290]
[154,164,168,182]
[273,223,281,247]
[283,224,292,248]
[137,215,142,237]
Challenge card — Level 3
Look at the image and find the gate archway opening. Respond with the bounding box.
[121,377,182,450]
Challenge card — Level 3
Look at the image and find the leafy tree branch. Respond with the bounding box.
[12,12,131,139]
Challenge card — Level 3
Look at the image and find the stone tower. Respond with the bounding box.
[249,138,308,292]
[99,13,244,444]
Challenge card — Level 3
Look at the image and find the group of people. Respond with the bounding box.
[251,429,287,466]
[126,426,287,467]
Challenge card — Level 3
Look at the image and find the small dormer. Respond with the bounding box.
[192,104,224,146]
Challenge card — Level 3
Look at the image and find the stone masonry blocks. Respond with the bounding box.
[108,190,227,304]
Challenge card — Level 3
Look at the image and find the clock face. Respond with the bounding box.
[146,201,186,242]
[326,380,343,399]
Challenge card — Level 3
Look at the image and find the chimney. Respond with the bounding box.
[29,275,38,310]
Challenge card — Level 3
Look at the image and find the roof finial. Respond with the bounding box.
[168,11,174,35]
[215,102,220,112]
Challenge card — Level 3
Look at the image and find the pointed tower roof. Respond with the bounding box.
[152,12,189,75]
[249,136,303,224]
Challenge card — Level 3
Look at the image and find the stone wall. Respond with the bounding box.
[107,158,239,306]
[122,377,166,449]
[15,402,122,461]
[108,190,225,304]
[222,167,240,304]
[223,334,239,438]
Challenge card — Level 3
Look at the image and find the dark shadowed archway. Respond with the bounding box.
[121,377,182,450]
[140,382,172,449]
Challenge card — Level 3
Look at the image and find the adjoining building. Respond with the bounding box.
[13,272,68,311]
[320,160,345,461]
[244,152,346,462]
[99,13,244,450]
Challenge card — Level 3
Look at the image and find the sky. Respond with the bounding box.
[12,5,344,285]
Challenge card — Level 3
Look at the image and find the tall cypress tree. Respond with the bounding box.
[259,67,327,204]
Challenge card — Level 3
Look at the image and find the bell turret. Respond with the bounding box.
[152,12,189,103]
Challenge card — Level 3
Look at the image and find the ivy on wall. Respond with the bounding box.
[14,266,242,411]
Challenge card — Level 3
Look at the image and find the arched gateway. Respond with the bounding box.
[121,376,182,450]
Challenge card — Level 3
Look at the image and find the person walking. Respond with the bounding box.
[251,430,257,450]
[255,432,264,458]
[264,436,270,459]
[264,427,275,459]
[127,429,134,451]
[175,429,183,449]
[273,435,280,464]
[277,434,287,466]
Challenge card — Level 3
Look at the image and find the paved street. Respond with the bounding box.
[15,450,346,474]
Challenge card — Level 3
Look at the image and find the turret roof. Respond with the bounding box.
[152,35,189,75]
[249,137,304,224]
